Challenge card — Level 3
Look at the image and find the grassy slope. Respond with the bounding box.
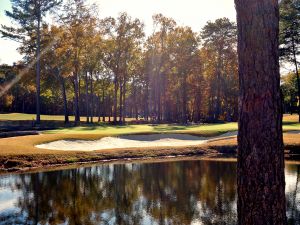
[45,114,299,135]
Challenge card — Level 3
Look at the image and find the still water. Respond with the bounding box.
[0,160,299,225]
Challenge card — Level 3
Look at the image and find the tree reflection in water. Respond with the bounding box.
[0,160,299,225]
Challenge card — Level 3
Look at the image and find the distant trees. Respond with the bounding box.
[0,0,62,125]
[42,25,73,123]
[280,0,300,122]
[281,72,299,114]
[201,18,237,121]
[101,13,144,124]
[167,26,200,124]
[0,0,239,124]
[59,0,94,125]
[235,0,287,224]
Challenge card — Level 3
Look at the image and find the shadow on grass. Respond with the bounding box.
[152,125,187,132]
[53,123,137,132]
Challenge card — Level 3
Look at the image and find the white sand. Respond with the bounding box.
[36,132,238,152]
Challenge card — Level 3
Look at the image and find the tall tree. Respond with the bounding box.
[42,25,73,123]
[1,0,61,125]
[151,14,176,122]
[102,13,144,124]
[201,18,237,121]
[279,0,300,122]
[60,0,92,125]
[168,26,200,124]
[235,0,287,224]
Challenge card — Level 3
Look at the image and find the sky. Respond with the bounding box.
[0,0,237,65]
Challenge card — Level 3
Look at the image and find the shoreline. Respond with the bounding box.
[1,143,300,174]
[0,144,233,174]
[0,130,299,174]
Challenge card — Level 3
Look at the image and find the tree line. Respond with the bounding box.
[0,0,299,125]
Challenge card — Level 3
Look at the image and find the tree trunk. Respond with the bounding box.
[85,71,89,123]
[157,83,161,122]
[182,74,188,124]
[113,78,118,123]
[133,82,138,120]
[145,74,149,121]
[57,70,69,124]
[235,0,287,224]
[90,72,94,123]
[122,79,126,123]
[119,82,123,123]
[35,7,41,125]
[97,95,101,122]
[108,95,111,122]
[215,70,221,121]
[73,71,80,125]
[102,86,105,122]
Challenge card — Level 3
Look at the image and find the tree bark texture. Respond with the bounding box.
[235,0,287,224]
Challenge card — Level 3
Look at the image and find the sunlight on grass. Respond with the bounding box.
[0,113,134,122]
[1,113,299,136]
[45,119,300,136]
[44,123,238,136]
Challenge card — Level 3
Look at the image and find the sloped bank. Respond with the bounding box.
[1,132,300,173]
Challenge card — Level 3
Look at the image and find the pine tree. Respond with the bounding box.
[235,0,287,224]
[280,0,300,122]
[1,0,61,125]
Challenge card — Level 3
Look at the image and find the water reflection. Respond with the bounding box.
[0,160,299,225]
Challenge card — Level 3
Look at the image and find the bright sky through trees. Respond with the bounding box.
[0,0,236,65]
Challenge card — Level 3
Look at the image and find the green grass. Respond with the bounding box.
[0,113,66,121]
[44,123,238,136]
[44,122,300,136]
[45,114,300,136]
[1,113,299,136]
[0,113,133,122]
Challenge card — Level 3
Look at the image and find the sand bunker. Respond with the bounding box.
[36,134,208,151]
[36,132,238,152]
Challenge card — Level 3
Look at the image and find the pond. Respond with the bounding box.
[0,159,299,225]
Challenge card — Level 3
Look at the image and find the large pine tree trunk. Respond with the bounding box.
[235,0,287,224]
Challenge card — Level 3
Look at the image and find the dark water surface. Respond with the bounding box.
[0,160,299,225]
